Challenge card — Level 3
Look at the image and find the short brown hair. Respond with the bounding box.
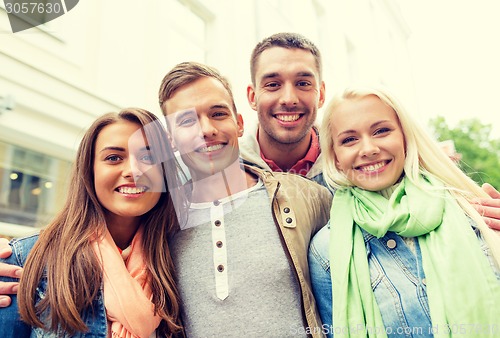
[250,32,322,85]
[158,61,237,116]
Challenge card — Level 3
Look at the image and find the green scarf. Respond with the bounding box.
[330,175,500,337]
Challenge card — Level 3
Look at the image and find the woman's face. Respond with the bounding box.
[329,95,406,191]
[93,120,164,222]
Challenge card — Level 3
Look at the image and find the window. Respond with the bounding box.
[0,141,71,228]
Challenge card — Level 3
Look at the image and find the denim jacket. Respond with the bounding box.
[0,234,107,338]
[308,221,499,338]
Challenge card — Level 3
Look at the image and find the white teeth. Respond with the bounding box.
[197,144,224,153]
[276,114,300,122]
[118,186,147,194]
[359,162,385,172]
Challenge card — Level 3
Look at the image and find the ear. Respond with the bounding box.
[246,84,257,111]
[318,81,326,108]
[166,131,178,152]
[236,114,244,137]
[334,155,343,172]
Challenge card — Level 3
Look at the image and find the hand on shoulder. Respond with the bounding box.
[0,237,22,307]
[472,183,500,230]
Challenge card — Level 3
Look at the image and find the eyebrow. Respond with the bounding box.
[336,120,390,137]
[296,71,315,78]
[98,145,151,153]
[260,71,315,81]
[210,103,231,110]
[99,146,125,153]
[261,72,279,80]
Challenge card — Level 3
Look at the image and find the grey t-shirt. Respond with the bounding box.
[170,180,305,337]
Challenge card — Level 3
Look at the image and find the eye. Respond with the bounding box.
[264,82,280,90]
[212,111,229,118]
[297,80,312,88]
[178,117,196,127]
[139,152,156,164]
[340,136,357,145]
[374,127,391,136]
[104,154,122,163]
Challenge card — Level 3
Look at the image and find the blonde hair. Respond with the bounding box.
[320,85,500,265]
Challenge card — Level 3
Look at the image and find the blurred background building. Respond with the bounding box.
[0,0,414,237]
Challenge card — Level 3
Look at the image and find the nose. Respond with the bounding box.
[122,157,143,179]
[279,83,299,107]
[359,138,380,157]
[198,116,218,138]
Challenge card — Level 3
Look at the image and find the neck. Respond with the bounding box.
[105,215,141,250]
[376,178,404,199]
[189,159,257,203]
[258,127,312,171]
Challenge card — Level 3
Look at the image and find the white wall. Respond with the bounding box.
[0,0,414,234]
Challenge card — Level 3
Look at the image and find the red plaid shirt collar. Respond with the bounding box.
[259,127,320,176]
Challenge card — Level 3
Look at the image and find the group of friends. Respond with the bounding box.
[1,32,500,338]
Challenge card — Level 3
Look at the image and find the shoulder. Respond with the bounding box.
[7,233,40,266]
[274,170,330,194]
[239,117,259,149]
[245,165,331,204]
[239,121,269,169]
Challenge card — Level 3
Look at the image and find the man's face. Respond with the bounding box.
[164,77,243,180]
[247,47,325,146]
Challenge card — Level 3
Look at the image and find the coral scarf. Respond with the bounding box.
[93,226,161,338]
[330,175,500,337]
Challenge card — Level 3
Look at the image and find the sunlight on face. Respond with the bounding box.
[330,95,406,191]
[93,121,164,221]
[164,77,243,180]
[249,47,325,146]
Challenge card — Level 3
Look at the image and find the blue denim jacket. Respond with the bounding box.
[0,234,107,338]
[308,221,499,338]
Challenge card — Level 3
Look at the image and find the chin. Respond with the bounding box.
[354,181,391,192]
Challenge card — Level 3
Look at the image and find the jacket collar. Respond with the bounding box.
[240,121,324,180]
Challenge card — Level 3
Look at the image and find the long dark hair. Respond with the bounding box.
[18,108,184,336]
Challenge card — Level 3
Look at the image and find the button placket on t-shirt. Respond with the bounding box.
[211,200,229,300]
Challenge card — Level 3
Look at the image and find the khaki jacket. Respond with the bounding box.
[246,165,332,337]
[240,120,325,181]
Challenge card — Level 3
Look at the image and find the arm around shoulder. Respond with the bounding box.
[0,235,37,279]
[473,183,500,230]
[0,237,34,336]
[0,235,38,304]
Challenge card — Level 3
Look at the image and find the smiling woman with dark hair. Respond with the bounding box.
[0,108,184,337]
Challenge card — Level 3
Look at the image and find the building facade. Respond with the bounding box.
[0,0,413,236]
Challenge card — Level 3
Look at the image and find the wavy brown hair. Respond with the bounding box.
[18,108,184,336]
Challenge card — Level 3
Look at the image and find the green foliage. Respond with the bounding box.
[429,116,500,190]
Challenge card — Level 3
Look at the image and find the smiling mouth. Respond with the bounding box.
[275,114,301,122]
[116,186,148,194]
[196,144,224,153]
[356,161,390,172]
